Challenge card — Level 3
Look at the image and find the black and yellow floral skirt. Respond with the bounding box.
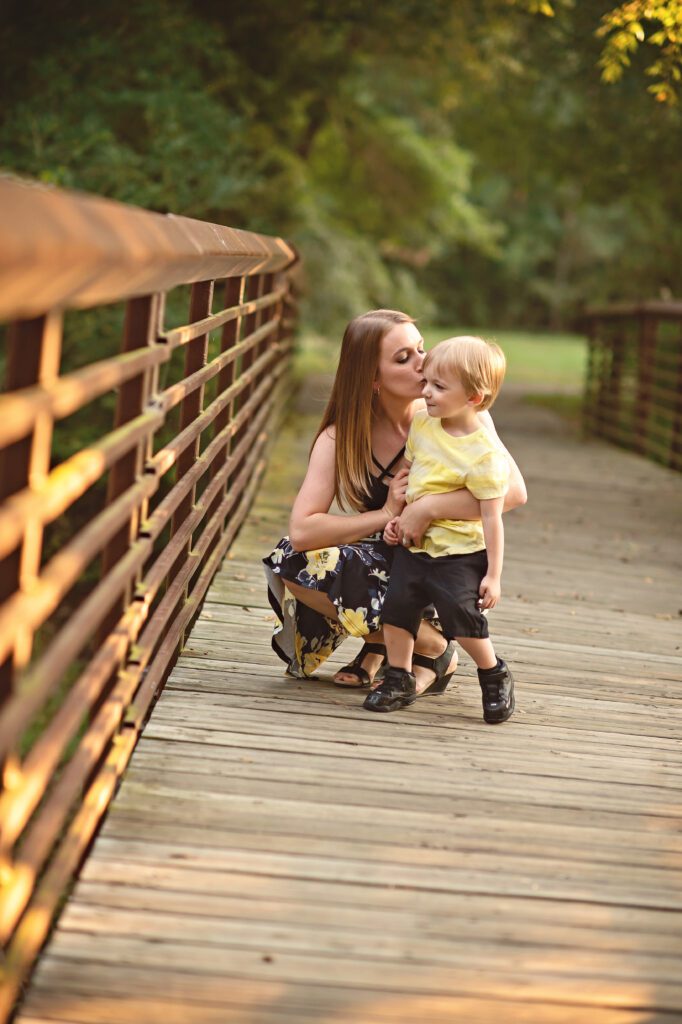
[262,536,397,678]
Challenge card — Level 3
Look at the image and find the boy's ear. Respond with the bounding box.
[467,391,485,408]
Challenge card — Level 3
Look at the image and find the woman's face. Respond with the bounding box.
[376,322,425,400]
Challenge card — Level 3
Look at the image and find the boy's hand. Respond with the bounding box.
[479,575,501,610]
[383,517,401,545]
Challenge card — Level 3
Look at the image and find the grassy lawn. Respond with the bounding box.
[295,325,588,395]
[421,326,587,393]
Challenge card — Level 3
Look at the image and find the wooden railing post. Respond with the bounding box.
[239,274,263,411]
[255,273,274,389]
[634,313,657,456]
[0,313,61,927]
[670,324,682,471]
[589,320,626,445]
[227,274,263,498]
[0,313,62,708]
[169,280,214,651]
[204,276,245,559]
[97,295,162,652]
[582,317,598,439]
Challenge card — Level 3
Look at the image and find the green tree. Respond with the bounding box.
[1,0,679,334]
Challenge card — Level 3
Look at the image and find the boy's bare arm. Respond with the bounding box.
[479,496,505,609]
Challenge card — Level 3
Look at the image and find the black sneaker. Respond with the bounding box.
[363,667,416,713]
[478,659,515,724]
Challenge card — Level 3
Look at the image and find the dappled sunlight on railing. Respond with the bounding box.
[0,176,297,1018]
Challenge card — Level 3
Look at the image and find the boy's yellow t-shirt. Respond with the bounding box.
[405,410,509,558]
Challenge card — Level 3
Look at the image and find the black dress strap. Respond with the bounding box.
[371,446,406,480]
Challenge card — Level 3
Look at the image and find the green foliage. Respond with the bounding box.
[1,0,679,336]
[597,2,682,103]
[0,3,257,217]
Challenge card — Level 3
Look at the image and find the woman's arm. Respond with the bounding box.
[288,430,407,551]
[395,489,477,547]
[477,409,528,509]
[395,411,527,546]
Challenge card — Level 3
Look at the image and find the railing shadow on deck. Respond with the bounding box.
[0,175,298,1018]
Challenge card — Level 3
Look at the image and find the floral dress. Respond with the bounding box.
[263,449,406,678]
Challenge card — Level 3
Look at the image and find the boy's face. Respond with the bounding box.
[421,366,480,419]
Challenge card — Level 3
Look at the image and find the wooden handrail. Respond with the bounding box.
[0,177,298,1019]
[582,299,682,320]
[0,175,295,318]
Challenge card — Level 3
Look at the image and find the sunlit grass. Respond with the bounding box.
[422,326,587,392]
[294,326,588,394]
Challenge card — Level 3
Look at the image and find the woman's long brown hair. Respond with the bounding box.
[314,309,415,511]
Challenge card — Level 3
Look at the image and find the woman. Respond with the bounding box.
[263,309,527,695]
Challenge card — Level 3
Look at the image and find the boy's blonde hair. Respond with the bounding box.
[423,335,506,412]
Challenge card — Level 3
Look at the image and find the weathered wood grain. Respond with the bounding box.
[17,392,682,1023]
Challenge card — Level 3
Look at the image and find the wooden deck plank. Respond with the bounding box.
[25,934,682,1009]
[24,964,677,1024]
[18,390,682,1022]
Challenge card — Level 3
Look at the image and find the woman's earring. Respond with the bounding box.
[373,383,380,396]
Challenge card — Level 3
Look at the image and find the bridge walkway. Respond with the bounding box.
[18,385,682,1024]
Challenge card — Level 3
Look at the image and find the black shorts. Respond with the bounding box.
[382,546,490,640]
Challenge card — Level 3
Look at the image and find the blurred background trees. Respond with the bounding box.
[1,0,680,335]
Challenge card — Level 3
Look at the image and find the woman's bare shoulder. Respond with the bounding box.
[308,425,337,465]
[311,424,336,446]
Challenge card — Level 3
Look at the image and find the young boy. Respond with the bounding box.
[364,335,515,723]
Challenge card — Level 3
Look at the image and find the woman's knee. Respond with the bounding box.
[284,580,338,619]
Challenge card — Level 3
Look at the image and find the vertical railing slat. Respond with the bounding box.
[169,280,214,652]
[205,276,245,560]
[97,294,162,652]
[0,314,62,706]
[634,313,657,455]
[670,324,682,470]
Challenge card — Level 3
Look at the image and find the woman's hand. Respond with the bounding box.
[385,467,409,516]
[394,495,435,547]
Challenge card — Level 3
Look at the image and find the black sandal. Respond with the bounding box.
[413,640,457,698]
[333,642,386,688]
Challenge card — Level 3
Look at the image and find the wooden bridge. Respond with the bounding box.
[2,179,682,1023]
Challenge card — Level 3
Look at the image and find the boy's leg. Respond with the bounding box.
[456,636,514,724]
[383,624,416,671]
[364,548,422,712]
[455,636,497,670]
[413,620,458,695]
[365,619,420,712]
[430,552,515,725]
